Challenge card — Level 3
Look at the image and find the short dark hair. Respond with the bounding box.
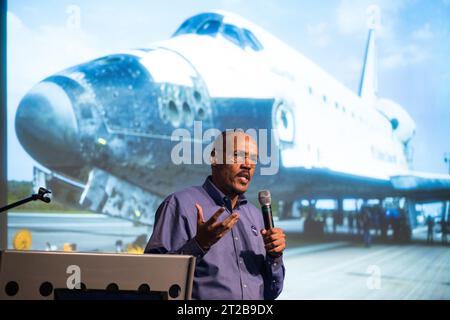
[210,129,244,157]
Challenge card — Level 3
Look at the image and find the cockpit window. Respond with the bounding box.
[197,20,221,36]
[175,19,192,35]
[242,28,264,51]
[222,24,244,48]
[173,13,264,52]
[173,13,223,37]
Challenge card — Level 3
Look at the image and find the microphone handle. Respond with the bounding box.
[262,205,274,230]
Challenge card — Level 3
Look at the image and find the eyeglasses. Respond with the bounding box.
[224,150,258,165]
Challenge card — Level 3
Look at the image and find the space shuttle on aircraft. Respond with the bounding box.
[15,9,450,224]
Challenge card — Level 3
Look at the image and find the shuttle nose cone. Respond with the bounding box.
[15,81,82,170]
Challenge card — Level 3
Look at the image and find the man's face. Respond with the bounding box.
[212,133,258,195]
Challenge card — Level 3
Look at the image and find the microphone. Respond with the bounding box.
[258,190,274,230]
[37,187,52,203]
[0,187,52,213]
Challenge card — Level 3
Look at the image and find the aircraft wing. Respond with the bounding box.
[390,171,450,202]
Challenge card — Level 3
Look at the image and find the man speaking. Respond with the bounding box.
[144,130,286,300]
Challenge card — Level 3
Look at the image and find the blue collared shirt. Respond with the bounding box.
[144,176,285,300]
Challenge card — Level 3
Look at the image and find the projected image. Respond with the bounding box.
[7,0,450,263]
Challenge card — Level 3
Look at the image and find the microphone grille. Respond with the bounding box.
[258,190,271,206]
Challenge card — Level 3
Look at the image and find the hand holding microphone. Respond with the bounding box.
[258,190,286,258]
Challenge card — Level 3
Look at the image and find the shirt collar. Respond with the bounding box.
[202,176,248,212]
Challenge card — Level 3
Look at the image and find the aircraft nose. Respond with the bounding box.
[15,81,82,170]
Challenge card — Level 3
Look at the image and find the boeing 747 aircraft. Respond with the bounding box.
[15,10,450,225]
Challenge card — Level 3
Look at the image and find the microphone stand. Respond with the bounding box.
[0,187,52,213]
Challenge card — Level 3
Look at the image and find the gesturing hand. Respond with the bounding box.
[194,203,240,251]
